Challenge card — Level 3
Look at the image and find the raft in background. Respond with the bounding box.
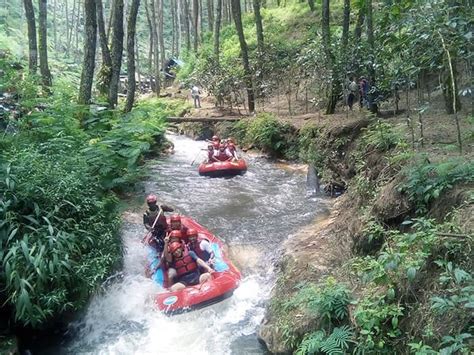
[198,159,248,178]
[146,216,241,314]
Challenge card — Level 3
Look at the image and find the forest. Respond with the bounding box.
[0,0,472,353]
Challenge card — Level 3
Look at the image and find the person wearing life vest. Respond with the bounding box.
[214,144,233,162]
[165,240,213,292]
[226,142,238,160]
[186,228,215,264]
[210,135,220,149]
[207,143,217,163]
[143,194,174,252]
[169,214,188,238]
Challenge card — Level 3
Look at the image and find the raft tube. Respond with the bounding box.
[198,159,247,178]
[145,216,241,314]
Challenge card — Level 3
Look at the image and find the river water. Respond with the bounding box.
[52,134,327,355]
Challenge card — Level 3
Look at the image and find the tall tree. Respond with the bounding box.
[144,0,154,74]
[366,0,377,113]
[341,0,350,50]
[183,0,191,52]
[231,0,255,112]
[125,0,141,112]
[38,0,52,87]
[253,0,264,54]
[321,0,339,114]
[96,0,113,96]
[108,0,124,107]
[78,0,97,104]
[23,0,37,74]
[213,0,222,60]
[158,0,165,69]
[192,0,199,51]
[207,0,214,32]
[307,0,314,12]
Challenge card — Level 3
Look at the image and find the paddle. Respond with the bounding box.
[190,149,207,166]
[142,205,163,244]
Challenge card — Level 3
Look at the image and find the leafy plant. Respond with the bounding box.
[296,326,354,355]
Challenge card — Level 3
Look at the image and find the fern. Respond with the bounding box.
[297,326,354,355]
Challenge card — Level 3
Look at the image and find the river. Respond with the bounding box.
[50,133,327,355]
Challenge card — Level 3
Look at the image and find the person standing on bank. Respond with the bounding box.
[191,85,201,108]
[347,76,358,111]
[143,194,174,253]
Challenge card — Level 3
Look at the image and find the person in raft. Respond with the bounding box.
[186,228,215,265]
[206,135,221,149]
[143,194,174,253]
[206,143,217,163]
[214,143,233,162]
[168,214,188,237]
[164,238,214,291]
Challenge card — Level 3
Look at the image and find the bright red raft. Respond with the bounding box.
[198,159,247,178]
[146,216,241,314]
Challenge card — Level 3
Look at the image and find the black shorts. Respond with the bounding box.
[177,271,200,286]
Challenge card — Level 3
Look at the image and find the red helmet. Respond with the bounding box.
[146,194,157,204]
[170,215,181,222]
[212,135,219,140]
[168,241,183,254]
[169,230,182,239]
[187,228,198,237]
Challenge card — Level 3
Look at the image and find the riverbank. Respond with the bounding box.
[175,89,473,353]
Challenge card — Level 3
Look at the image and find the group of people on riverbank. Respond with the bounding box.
[143,194,215,291]
[206,135,239,163]
[346,76,379,111]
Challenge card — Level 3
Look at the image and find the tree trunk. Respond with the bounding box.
[171,0,176,55]
[23,0,37,74]
[108,0,124,107]
[158,0,165,70]
[207,0,213,32]
[307,0,314,12]
[183,0,191,52]
[96,0,113,96]
[213,0,222,60]
[366,0,377,113]
[125,0,140,112]
[176,0,181,56]
[231,0,254,112]
[52,0,57,50]
[322,0,338,114]
[354,6,364,41]
[38,0,52,87]
[150,0,161,94]
[192,0,199,51]
[145,0,154,74]
[341,0,350,50]
[78,0,97,104]
[253,0,264,54]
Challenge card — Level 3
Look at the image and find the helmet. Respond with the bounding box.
[212,135,219,140]
[146,194,157,204]
[187,228,198,237]
[168,241,183,254]
[170,215,181,222]
[169,230,182,239]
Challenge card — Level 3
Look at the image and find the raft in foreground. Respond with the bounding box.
[146,217,241,314]
[198,159,247,178]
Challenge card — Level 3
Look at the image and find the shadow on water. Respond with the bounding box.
[43,133,327,355]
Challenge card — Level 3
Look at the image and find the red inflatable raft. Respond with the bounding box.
[145,216,241,314]
[198,159,247,177]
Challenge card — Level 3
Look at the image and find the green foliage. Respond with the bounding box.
[231,113,298,159]
[297,123,324,166]
[0,154,121,327]
[399,158,474,213]
[360,119,403,153]
[296,326,354,355]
